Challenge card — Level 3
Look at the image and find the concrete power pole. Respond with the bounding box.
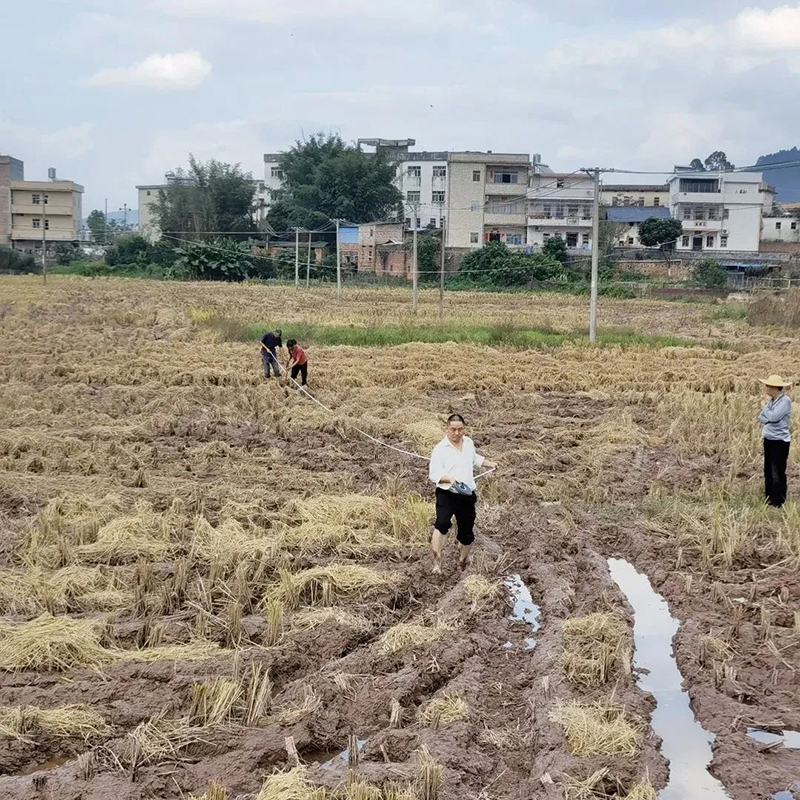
[306,230,312,287]
[293,227,300,288]
[438,220,445,320]
[588,167,601,343]
[42,195,47,285]
[412,216,418,312]
[335,219,342,299]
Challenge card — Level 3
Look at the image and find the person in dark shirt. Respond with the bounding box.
[260,329,282,378]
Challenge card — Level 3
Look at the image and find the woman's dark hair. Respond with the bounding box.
[447,413,465,424]
[287,339,297,348]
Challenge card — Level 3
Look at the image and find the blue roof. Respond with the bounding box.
[606,206,671,223]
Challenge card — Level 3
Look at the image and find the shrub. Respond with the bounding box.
[0,247,37,274]
[53,242,79,266]
[105,234,151,266]
[174,238,252,281]
[692,259,728,288]
[542,236,568,264]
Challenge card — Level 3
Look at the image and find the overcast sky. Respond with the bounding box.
[3,1,800,212]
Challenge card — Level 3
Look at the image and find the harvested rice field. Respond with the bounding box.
[0,275,799,800]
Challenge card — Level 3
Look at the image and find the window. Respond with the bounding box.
[776,221,782,230]
[722,208,729,220]
[406,191,420,202]
[407,166,421,178]
[472,170,481,182]
[432,166,446,178]
[706,235,714,247]
[405,218,411,227]
[507,234,522,246]
[432,191,445,203]
[567,205,579,217]
[582,205,591,219]
[415,217,420,229]
[556,179,564,188]
[493,170,518,184]
[42,194,48,204]
[679,178,719,193]
[44,219,49,230]
[270,167,283,178]
[33,218,41,229]
[695,208,705,221]
[628,237,634,245]
[683,207,692,220]
[720,235,728,248]
[792,221,798,230]
[470,232,479,243]
[566,232,578,247]
[582,233,590,245]
[638,197,645,207]
[429,218,437,227]
[146,190,151,196]
[31,194,40,204]
[682,236,690,247]
[542,204,551,218]
[653,197,660,206]
[543,233,551,240]
[708,207,718,220]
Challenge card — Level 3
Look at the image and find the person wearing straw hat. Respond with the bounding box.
[757,374,792,507]
[428,413,496,574]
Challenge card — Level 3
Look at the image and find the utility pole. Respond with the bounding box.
[41,194,47,285]
[438,219,445,320]
[588,167,601,343]
[306,230,312,287]
[119,203,128,230]
[412,213,418,312]
[335,219,342,299]
[104,198,108,245]
[293,227,300,288]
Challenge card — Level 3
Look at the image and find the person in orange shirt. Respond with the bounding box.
[286,339,308,386]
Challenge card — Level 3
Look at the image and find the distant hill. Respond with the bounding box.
[756,148,800,202]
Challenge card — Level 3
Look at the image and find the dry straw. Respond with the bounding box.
[271,564,394,609]
[379,617,455,655]
[560,612,631,688]
[0,704,108,742]
[463,575,501,612]
[551,700,642,757]
[420,690,469,729]
[254,765,327,800]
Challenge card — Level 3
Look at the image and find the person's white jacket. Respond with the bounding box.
[428,436,485,492]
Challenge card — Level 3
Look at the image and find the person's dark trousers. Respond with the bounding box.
[764,438,790,507]
[291,363,308,386]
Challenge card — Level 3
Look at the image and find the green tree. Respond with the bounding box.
[542,236,568,264]
[417,234,440,282]
[688,151,735,172]
[86,209,118,243]
[638,217,684,249]
[174,238,252,281]
[457,241,563,287]
[692,259,728,288]
[268,133,403,230]
[105,234,151,266]
[53,242,77,266]
[151,156,257,241]
[689,158,706,172]
[0,246,36,273]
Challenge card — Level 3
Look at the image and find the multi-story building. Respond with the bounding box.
[1,158,84,255]
[527,172,595,250]
[761,211,800,243]
[0,155,25,247]
[601,184,669,208]
[606,205,672,248]
[446,152,532,249]
[668,171,764,252]
[137,174,269,242]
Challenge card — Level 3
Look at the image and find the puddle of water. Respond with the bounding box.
[307,739,367,769]
[771,793,794,800]
[607,558,731,800]
[748,728,800,750]
[503,574,540,650]
[19,756,70,776]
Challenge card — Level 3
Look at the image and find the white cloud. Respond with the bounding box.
[735,5,800,49]
[40,124,95,159]
[86,50,211,89]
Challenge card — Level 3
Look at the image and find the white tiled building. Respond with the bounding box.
[669,171,765,252]
[527,172,594,251]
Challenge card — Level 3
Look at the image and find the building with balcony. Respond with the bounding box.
[668,172,764,252]
[446,152,531,248]
[527,172,594,250]
[2,159,84,256]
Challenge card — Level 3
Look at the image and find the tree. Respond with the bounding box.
[86,209,118,243]
[0,247,36,273]
[105,234,151,267]
[417,234,440,282]
[692,259,728,288]
[457,241,563,287]
[267,133,403,230]
[687,151,735,172]
[638,217,684,249]
[542,236,568,264]
[53,242,77,266]
[151,156,257,241]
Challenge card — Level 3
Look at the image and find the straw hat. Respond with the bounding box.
[758,374,793,388]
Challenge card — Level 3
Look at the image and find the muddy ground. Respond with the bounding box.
[0,279,798,800]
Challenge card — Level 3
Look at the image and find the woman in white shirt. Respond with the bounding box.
[428,414,496,574]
